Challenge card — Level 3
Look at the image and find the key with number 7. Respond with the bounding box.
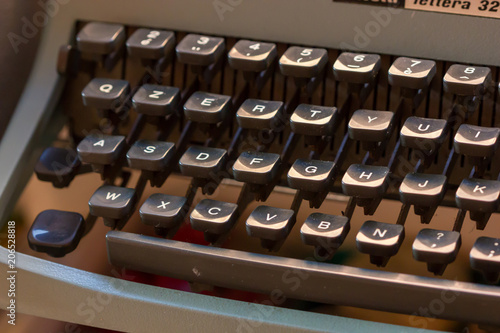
[388,57,436,90]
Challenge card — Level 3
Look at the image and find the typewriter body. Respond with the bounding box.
[1,0,500,332]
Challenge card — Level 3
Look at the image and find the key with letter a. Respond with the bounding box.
[77,134,126,166]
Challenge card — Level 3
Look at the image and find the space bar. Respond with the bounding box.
[106,231,500,326]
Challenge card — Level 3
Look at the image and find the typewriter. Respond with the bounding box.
[1,0,500,332]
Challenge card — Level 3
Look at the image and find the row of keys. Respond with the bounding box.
[76,22,493,95]
[73,133,500,223]
[81,79,500,161]
[41,180,497,278]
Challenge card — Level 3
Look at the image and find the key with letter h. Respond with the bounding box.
[342,164,390,215]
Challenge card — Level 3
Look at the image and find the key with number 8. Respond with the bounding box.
[443,64,491,96]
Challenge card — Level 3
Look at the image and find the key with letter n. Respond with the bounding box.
[356,220,405,267]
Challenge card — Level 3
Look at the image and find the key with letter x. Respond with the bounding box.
[139,194,187,235]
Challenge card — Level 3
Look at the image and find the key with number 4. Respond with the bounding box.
[228,40,277,72]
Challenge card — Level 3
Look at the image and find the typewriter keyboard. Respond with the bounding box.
[23,21,500,326]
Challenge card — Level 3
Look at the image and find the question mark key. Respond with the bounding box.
[412,229,461,275]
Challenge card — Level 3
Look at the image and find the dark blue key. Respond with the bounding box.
[139,194,187,229]
[132,85,180,116]
[35,147,81,188]
[300,213,350,252]
[236,99,283,129]
[290,104,338,136]
[413,229,461,275]
[356,221,405,267]
[127,140,175,172]
[190,199,238,235]
[28,210,85,257]
[183,91,232,124]
[82,78,130,110]
[126,29,175,60]
[287,159,335,192]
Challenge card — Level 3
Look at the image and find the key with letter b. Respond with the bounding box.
[300,213,350,257]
